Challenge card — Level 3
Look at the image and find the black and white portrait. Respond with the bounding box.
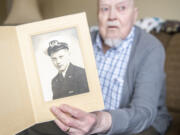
[31,28,89,101]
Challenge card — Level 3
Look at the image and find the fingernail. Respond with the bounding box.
[50,106,57,112]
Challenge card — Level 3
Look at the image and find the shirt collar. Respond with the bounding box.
[95,33,103,50]
[95,27,135,52]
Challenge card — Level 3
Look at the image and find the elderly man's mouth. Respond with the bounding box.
[107,26,118,29]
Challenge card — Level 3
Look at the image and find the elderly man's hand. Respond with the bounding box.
[50,104,112,135]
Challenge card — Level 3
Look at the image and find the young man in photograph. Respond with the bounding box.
[47,40,89,99]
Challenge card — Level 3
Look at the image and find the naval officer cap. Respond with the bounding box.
[47,40,69,56]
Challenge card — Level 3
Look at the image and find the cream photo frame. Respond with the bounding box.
[0,12,104,135]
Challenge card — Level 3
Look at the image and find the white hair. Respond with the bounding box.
[104,38,123,48]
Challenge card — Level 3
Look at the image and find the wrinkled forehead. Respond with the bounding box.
[98,0,134,5]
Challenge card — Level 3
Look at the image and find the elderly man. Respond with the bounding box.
[17,0,171,135]
[47,40,89,99]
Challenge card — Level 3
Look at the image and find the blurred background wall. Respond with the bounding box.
[135,0,180,21]
[38,0,98,26]
[0,0,180,25]
[0,0,7,24]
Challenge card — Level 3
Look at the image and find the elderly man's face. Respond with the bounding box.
[98,0,137,41]
[51,49,70,73]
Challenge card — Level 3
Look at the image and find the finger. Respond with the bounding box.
[59,104,87,119]
[54,119,86,135]
[58,105,97,134]
[51,106,82,129]
[54,119,70,133]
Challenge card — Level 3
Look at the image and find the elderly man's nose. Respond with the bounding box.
[109,8,117,21]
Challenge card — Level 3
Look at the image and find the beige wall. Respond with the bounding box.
[39,0,180,26]
[0,0,180,25]
[135,0,180,21]
[39,0,98,26]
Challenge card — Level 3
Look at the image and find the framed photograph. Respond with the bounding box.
[0,12,104,135]
[17,12,104,121]
[31,27,90,101]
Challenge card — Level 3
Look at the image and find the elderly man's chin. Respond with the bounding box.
[104,38,122,48]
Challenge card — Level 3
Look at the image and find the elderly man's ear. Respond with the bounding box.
[133,7,138,24]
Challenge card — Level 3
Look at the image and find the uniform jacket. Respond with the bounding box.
[52,63,89,99]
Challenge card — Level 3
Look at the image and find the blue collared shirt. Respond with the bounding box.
[93,27,135,110]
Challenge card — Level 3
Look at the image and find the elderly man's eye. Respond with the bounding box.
[101,7,109,12]
[118,6,126,11]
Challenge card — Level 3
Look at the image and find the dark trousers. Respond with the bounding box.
[133,127,160,135]
[16,121,159,135]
